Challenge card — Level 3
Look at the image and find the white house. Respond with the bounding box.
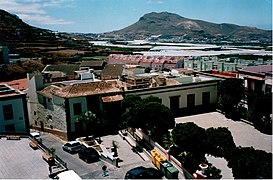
[0,84,29,134]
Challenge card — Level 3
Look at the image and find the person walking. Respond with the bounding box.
[102,165,108,177]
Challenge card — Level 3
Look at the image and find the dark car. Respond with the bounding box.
[125,166,162,179]
[78,146,100,163]
[62,141,83,154]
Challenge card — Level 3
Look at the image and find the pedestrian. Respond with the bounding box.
[102,165,108,177]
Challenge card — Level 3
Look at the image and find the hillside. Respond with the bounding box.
[106,12,272,41]
[0,9,55,43]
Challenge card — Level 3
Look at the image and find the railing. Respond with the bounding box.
[30,137,68,170]
[130,128,194,179]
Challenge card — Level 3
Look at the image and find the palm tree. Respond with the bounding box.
[76,111,97,140]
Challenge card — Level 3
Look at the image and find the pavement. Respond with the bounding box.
[3,111,268,179]
[0,137,50,179]
[175,111,273,179]
[175,112,272,153]
[41,132,156,179]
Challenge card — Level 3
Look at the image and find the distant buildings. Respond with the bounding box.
[108,54,184,70]
[0,84,29,134]
[238,65,272,93]
[184,57,272,72]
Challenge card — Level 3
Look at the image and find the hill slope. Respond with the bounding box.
[107,12,272,41]
[0,9,55,42]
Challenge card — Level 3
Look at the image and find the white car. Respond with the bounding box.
[30,132,42,143]
[62,141,83,154]
[56,170,82,180]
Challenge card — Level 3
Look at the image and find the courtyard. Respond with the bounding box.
[175,111,272,179]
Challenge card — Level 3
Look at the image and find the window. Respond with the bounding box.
[187,94,195,108]
[3,104,13,120]
[73,103,82,116]
[5,124,15,133]
[202,92,210,105]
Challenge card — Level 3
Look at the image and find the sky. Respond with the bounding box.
[0,0,272,33]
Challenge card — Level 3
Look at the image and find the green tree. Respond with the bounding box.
[172,122,207,154]
[206,127,236,157]
[218,79,244,119]
[247,92,272,134]
[121,95,175,142]
[121,95,143,127]
[224,146,272,179]
[205,165,222,179]
[76,111,97,139]
[140,102,175,142]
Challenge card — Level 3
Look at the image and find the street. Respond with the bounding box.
[40,132,155,179]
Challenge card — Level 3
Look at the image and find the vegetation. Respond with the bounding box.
[165,122,272,179]
[218,79,244,120]
[0,60,44,81]
[172,123,206,155]
[206,127,236,157]
[171,123,207,174]
[121,94,175,142]
[247,92,272,134]
[76,111,98,139]
[224,146,272,179]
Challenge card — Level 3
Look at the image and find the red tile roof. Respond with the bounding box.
[40,81,122,98]
[0,78,28,90]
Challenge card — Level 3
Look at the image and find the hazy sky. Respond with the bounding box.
[0,0,272,33]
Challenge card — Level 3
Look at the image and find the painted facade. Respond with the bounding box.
[0,84,29,134]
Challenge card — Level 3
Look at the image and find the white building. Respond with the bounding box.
[0,84,29,134]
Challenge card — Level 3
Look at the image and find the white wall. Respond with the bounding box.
[0,98,27,133]
[128,81,218,109]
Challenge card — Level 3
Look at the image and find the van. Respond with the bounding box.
[55,170,82,180]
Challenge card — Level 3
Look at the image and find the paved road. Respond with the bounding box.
[41,132,155,179]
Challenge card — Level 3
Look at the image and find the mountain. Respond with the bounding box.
[0,9,55,43]
[106,12,272,41]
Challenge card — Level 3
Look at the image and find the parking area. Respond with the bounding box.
[0,137,49,179]
[0,133,156,179]
[41,132,156,179]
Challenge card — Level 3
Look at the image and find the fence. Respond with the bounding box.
[30,136,68,170]
[129,128,194,179]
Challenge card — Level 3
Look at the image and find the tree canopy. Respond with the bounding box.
[121,94,175,142]
[76,111,97,139]
[206,127,236,157]
[224,146,272,179]
[218,79,244,119]
[172,122,206,154]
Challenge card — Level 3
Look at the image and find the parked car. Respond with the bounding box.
[78,146,100,163]
[62,141,83,154]
[55,170,82,180]
[30,132,42,143]
[125,166,162,179]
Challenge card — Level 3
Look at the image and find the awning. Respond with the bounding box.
[102,94,123,102]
